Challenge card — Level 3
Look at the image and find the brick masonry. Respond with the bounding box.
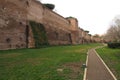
[0,0,102,50]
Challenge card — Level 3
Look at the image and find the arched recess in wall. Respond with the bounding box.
[54,31,59,40]
[29,21,49,48]
[26,1,29,6]
[68,33,72,44]
[26,25,29,48]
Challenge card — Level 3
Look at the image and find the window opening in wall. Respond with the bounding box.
[2,6,6,10]
[20,37,23,41]
[68,20,71,24]
[6,38,11,43]
[9,44,12,48]
[26,1,29,6]
[26,25,29,48]
[21,44,24,47]
[55,32,58,39]
[19,22,22,25]
[68,33,72,43]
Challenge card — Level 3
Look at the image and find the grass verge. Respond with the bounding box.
[0,43,101,80]
[96,47,120,80]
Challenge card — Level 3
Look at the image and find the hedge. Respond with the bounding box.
[107,42,120,48]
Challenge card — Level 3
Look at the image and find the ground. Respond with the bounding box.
[0,44,101,80]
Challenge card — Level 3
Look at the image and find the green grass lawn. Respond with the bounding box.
[0,43,101,80]
[96,47,120,80]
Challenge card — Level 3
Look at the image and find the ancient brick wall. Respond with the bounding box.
[26,0,44,48]
[0,0,27,50]
[27,0,43,23]
[67,18,78,31]
[67,18,80,44]
[0,0,83,50]
[42,6,72,45]
[26,0,73,45]
[78,28,83,44]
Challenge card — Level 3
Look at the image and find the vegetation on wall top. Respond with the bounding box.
[43,3,55,10]
[84,30,89,33]
[66,16,76,19]
[88,34,92,36]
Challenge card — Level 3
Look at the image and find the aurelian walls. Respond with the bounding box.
[0,0,27,50]
[0,0,75,50]
[42,7,72,45]
[67,18,79,44]
[0,0,101,50]
[26,0,73,45]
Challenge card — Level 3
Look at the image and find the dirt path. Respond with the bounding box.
[84,48,116,80]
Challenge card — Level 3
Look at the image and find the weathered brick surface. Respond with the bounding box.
[0,0,27,50]
[0,0,99,50]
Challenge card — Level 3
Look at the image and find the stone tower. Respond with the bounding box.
[67,17,78,31]
[67,17,79,44]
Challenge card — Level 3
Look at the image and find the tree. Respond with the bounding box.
[104,15,120,42]
[93,34,100,38]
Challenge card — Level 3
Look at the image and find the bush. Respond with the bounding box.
[107,42,120,48]
[43,4,55,10]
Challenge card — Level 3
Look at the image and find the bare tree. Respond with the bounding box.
[105,15,120,42]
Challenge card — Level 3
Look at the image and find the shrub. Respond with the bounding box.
[43,4,55,10]
[107,42,120,48]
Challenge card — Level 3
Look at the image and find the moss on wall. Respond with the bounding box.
[29,21,49,48]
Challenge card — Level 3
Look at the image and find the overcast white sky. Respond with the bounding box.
[40,0,120,35]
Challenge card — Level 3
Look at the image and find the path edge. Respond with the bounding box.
[94,49,117,80]
[83,50,89,80]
